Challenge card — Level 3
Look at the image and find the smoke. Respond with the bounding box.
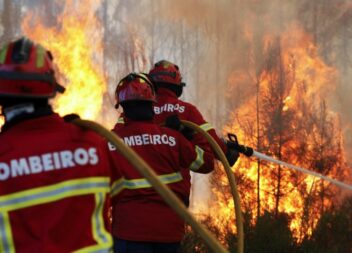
[13,0,352,193]
[147,0,352,164]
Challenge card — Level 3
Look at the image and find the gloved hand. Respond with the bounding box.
[225,138,237,150]
[226,133,254,157]
[165,114,194,140]
[63,113,80,122]
[225,140,240,166]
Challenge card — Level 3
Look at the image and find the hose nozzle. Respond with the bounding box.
[227,133,254,157]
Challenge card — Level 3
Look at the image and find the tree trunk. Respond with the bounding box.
[274,38,284,217]
[256,77,261,220]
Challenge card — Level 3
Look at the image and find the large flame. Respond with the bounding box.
[210,25,349,242]
[21,0,106,121]
[0,113,4,129]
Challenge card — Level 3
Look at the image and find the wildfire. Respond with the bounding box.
[0,114,3,129]
[210,25,347,242]
[21,0,106,121]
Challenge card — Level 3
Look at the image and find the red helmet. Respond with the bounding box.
[148,60,185,86]
[115,73,156,107]
[0,37,64,99]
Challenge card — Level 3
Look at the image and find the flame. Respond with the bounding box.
[0,114,4,129]
[21,0,106,121]
[210,24,349,242]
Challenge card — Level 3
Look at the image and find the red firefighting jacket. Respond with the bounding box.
[153,88,227,160]
[0,114,118,253]
[110,119,211,242]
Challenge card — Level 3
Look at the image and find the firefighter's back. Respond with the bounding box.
[0,114,112,253]
[111,120,194,242]
[110,72,211,253]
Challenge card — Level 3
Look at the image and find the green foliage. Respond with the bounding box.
[245,211,296,253]
[181,225,209,253]
[299,196,352,253]
[181,211,296,253]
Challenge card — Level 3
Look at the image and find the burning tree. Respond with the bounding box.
[202,25,350,251]
[20,0,113,126]
[0,0,350,250]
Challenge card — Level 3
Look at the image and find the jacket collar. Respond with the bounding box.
[156,88,178,99]
[1,111,60,133]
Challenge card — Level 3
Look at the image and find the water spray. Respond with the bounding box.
[228,133,352,191]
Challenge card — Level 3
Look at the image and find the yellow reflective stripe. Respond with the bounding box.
[200,122,213,132]
[73,243,112,253]
[117,117,125,124]
[0,44,8,64]
[0,177,110,212]
[111,172,183,196]
[111,178,124,197]
[0,212,14,253]
[124,172,183,189]
[189,145,205,171]
[36,45,45,68]
[92,193,112,247]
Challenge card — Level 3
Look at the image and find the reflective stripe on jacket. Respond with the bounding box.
[154,87,227,161]
[0,114,116,253]
[110,120,208,242]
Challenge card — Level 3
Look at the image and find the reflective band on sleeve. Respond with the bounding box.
[0,212,14,253]
[36,45,45,68]
[111,172,183,196]
[0,44,8,64]
[117,117,125,124]
[189,145,205,171]
[0,177,110,212]
[200,123,213,132]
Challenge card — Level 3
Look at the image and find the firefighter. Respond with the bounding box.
[148,60,239,167]
[0,37,120,252]
[110,73,213,253]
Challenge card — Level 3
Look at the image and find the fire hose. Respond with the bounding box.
[225,133,352,191]
[179,120,352,253]
[180,121,244,253]
[72,119,229,253]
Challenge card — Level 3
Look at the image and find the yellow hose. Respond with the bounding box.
[72,119,229,253]
[181,120,244,253]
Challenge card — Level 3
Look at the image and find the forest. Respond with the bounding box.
[1,0,352,252]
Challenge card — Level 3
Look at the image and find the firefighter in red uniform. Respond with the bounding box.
[0,37,119,252]
[148,60,239,167]
[110,73,213,253]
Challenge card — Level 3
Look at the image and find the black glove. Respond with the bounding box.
[225,140,240,166]
[227,133,254,157]
[165,114,194,140]
[63,113,80,122]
